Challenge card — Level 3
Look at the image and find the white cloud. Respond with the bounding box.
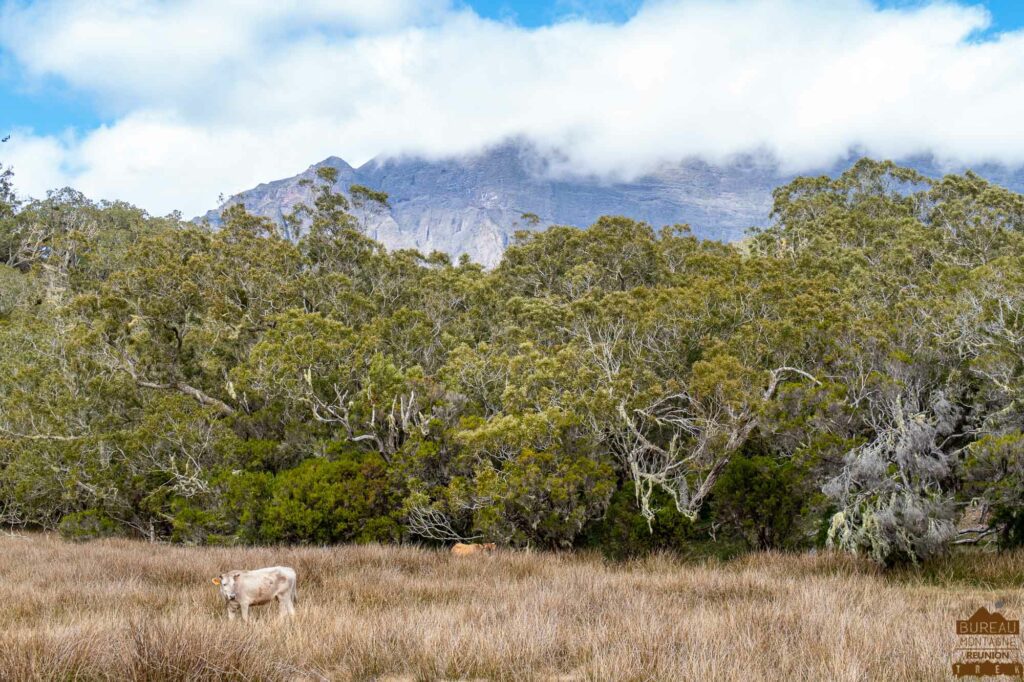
[1,131,73,198]
[2,0,1024,216]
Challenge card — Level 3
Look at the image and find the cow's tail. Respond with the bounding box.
[291,578,298,605]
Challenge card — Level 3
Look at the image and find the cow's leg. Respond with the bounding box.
[240,602,250,622]
[227,606,236,621]
[278,595,291,618]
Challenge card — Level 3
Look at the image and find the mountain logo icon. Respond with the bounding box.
[957,607,1020,636]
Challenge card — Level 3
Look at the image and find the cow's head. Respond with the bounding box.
[482,543,497,552]
[211,572,240,601]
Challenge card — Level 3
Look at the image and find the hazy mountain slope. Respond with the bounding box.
[202,141,1024,266]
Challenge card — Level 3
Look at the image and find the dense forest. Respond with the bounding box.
[1,159,1023,565]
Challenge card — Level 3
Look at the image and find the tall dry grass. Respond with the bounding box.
[0,533,1018,681]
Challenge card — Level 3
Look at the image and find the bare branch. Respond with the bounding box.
[405,506,481,543]
[134,379,236,417]
[953,526,1000,545]
[0,426,91,442]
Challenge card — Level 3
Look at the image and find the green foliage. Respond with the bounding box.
[991,508,1024,549]
[261,450,403,545]
[349,184,390,210]
[519,212,541,227]
[58,510,119,541]
[213,469,275,543]
[1,159,1023,565]
[0,265,29,316]
[711,448,811,550]
[470,448,615,548]
[581,483,695,559]
[963,433,1024,549]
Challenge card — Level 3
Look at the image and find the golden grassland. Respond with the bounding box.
[1,533,1022,681]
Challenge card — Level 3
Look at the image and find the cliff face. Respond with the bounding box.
[202,141,1024,267]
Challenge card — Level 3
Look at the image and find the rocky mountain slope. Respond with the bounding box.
[202,141,1024,267]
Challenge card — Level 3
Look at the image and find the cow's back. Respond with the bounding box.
[235,566,296,605]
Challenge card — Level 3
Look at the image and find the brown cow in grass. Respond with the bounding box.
[451,542,497,556]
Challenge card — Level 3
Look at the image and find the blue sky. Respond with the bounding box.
[2,0,1024,214]
[467,0,1024,30]
[463,0,644,26]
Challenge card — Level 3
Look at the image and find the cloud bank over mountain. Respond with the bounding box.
[2,0,1024,215]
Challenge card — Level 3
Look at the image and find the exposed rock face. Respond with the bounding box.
[201,141,1024,267]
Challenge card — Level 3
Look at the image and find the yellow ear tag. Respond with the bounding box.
[212,577,221,585]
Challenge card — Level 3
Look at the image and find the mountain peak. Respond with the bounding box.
[311,156,355,172]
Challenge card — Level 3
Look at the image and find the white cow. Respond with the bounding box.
[212,566,297,622]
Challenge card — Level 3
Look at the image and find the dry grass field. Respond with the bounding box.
[1,533,1022,681]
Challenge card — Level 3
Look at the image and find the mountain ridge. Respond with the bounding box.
[202,141,1024,266]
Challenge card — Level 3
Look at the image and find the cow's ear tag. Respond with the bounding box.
[212,577,221,585]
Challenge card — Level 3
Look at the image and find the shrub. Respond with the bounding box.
[823,392,959,565]
[962,433,1024,549]
[992,507,1024,549]
[712,453,810,550]
[58,510,120,541]
[580,482,695,559]
[471,449,615,548]
[215,469,275,543]
[261,451,403,544]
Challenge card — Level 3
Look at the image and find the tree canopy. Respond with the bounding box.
[2,159,1023,563]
